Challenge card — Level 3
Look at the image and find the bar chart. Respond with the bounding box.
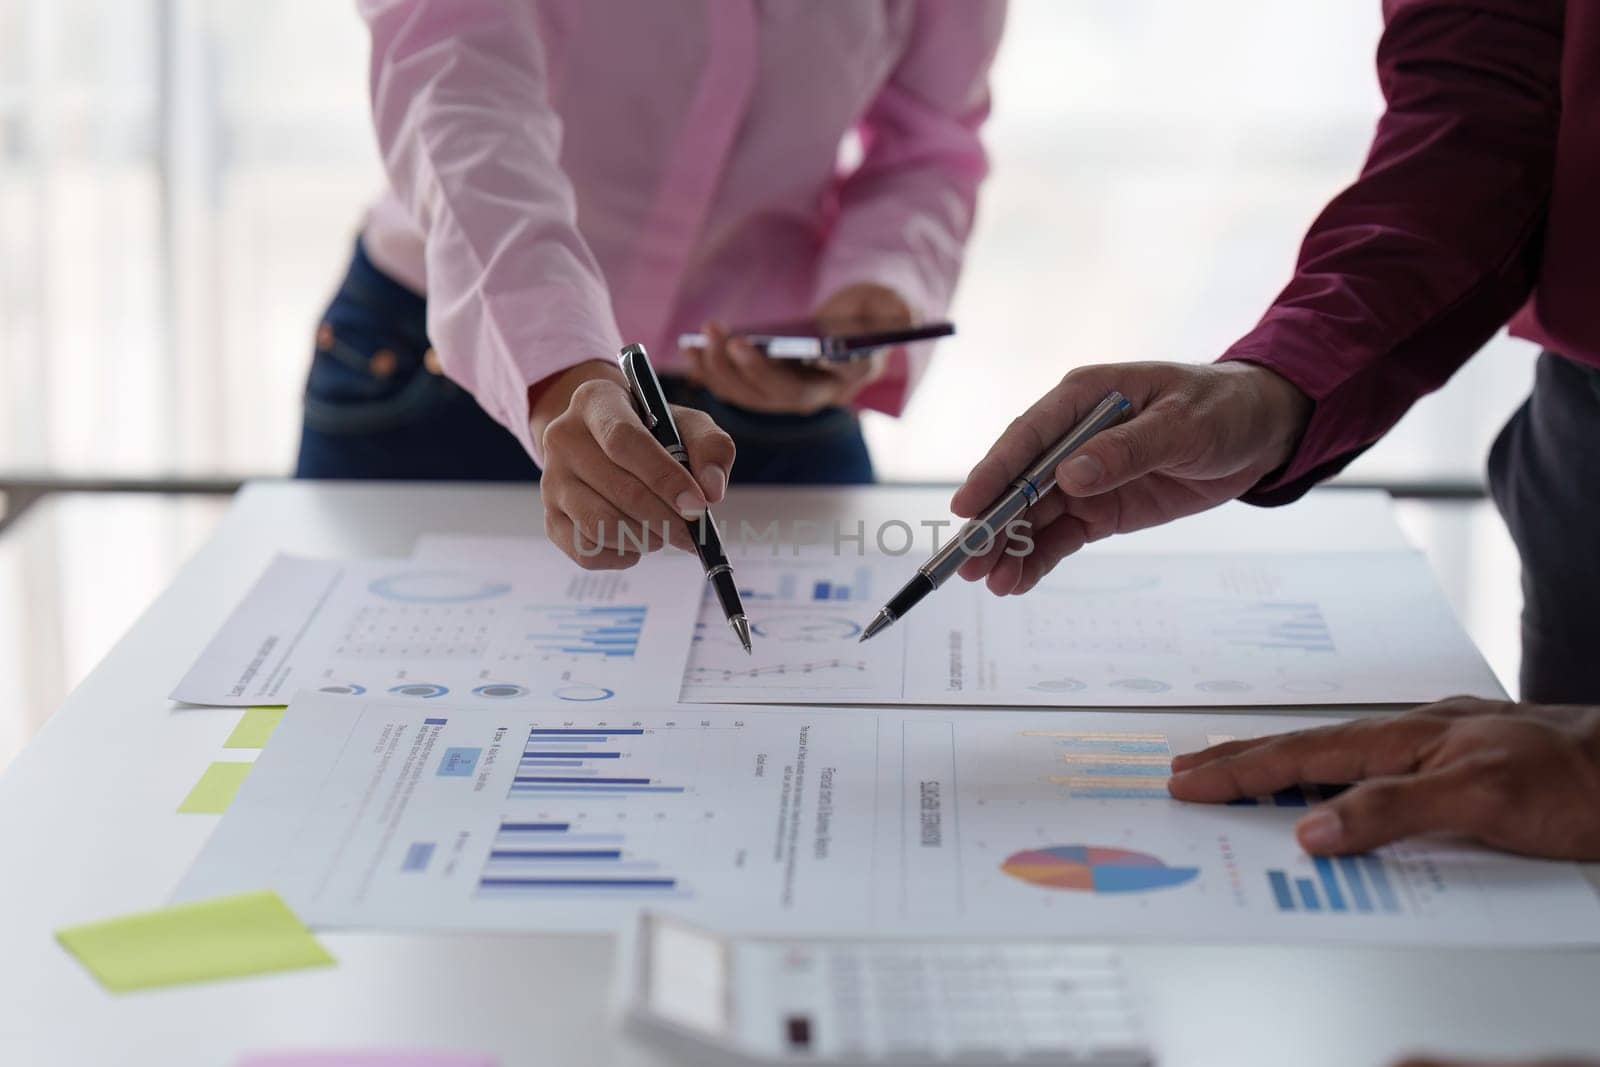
[509,727,686,800]
[1267,855,1402,914]
[733,563,873,604]
[477,820,684,898]
[1210,600,1336,654]
[524,605,645,659]
[1031,729,1173,800]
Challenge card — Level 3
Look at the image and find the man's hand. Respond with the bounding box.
[1168,697,1600,861]
[680,283,909,414]
[951,361,1312,595]
[530,360,735,569]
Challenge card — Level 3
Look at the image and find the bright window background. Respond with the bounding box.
[0,0,1539,482]
[0,1,1537,765]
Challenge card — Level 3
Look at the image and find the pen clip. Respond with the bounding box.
[618,346,659,430]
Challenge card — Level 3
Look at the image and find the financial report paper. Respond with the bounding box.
[170,551,703,706]
[414,537,1501,707]
[175,692,1600,947]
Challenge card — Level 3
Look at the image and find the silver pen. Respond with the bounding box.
[860,391,1131,642]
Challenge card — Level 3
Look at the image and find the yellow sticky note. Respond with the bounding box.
[178,761,253,814]
[55,890,335,992]
[224,706,286,749]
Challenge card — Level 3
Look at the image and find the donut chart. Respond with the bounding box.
[1000,845,1199,893]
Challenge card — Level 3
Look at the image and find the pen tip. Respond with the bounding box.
[730,615,752,654]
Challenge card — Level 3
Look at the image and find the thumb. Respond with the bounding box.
[1056,410,1186,497]
[1293,767,1472,855]
[673,406,735,503]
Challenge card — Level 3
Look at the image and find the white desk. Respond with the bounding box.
[1,482,1595,1066]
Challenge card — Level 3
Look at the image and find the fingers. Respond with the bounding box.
[542,511,639,571]
[1169,735,1276,774]
[696,323,762,406]
[546,468,696,555]
[1292,764,1480,855]
[956,495,1068,584]
[1167,717,1445,804]
[573,380,708,518]
[1054,405,1193,499]
[540,377,720,568]
[952,369,1120,519]
[673,405,735,503]
[1001,513,1092,595]
[723,336,834,413]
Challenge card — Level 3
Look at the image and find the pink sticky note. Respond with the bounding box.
[237,1054,497,1067]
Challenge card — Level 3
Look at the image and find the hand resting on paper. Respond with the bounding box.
[1167,697,1600,861]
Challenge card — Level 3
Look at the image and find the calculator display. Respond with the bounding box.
[645,916,733,1039]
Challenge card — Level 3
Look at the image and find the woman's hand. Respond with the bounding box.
[530,360,735,569]
[951,360,1312,595]
[1169,697,1600,861]
[680,283,910,414]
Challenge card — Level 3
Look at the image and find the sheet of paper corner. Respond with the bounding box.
[167,549,705,707]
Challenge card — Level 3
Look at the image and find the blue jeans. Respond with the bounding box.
[295,242,875,485]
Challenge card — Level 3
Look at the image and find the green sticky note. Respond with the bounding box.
[224,706,286,749]
[55,890,335,992]
[178,761,253,814]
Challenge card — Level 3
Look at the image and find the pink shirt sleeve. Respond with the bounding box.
[814,2,1007,417]
[359,0,621,464]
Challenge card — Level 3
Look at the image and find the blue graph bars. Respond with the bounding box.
[477,821,682,897]
[1049,731,1172,799]
[510,726,684,799]
[526,605,645,658]
[1268,855,1402,914]
[810,566,871,603]
[1213,601,1336,653]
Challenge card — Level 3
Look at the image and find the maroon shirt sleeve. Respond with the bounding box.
[1219,0,1564,504]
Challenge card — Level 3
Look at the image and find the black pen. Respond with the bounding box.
[861,391,1131,641]
[618,343,752,653]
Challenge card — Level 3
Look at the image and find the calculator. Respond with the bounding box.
[617,913,1153,1066]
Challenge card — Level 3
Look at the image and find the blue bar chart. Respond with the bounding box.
[737,565,871,604]
[509,727,685,799]
[477,821,683,898]
[525,605,645,659]
[1267,854,1402,914]
[1211,601,1336,653]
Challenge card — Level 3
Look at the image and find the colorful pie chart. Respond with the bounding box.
[1001,845,1199,893]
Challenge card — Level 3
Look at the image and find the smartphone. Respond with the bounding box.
[677,320,954,362]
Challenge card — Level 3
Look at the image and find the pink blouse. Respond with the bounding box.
[358,0,1005,462]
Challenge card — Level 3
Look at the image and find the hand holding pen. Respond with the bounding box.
[861,391,1131,641]
[950,362,1312,596]
[530,357,736,570]
[619,344,752,653]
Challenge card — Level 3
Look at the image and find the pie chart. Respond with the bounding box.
[1001,845,1199,893]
